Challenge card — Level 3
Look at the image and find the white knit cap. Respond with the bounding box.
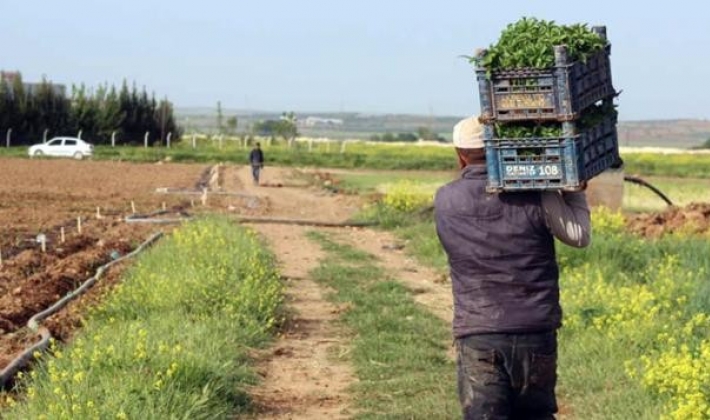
[452,116,484,149]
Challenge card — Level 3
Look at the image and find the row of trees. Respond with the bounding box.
[369,127,446,143]
[212,104,298,143]
[252,112,299,141]
[215,101,238,136]
[0,73,181,145]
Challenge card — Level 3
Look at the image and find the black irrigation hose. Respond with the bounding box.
[0,232,164,389]
[155,187,259,199]
[0,327,51,389]
[235,216,378,228]
[623,175,674,207]
[124,209,194,224]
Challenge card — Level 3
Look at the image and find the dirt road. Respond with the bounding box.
[223,165,453,419]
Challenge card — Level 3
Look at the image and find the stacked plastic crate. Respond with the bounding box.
[476,26,622,192]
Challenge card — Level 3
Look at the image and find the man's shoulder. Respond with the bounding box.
[434,179,463,204]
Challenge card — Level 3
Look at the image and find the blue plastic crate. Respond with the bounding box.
[476,30,615,122]
[484,116,620,192]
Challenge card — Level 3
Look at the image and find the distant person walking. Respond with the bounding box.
[249,142,265,185]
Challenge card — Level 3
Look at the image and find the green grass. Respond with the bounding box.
[2,218,283,419]
[1,142,459,170]
[623,153,710,178]
[307,231,460,419]
[556,331,662,419]
[0,147,31,158]
[335,170,455,194]
[394,220,448,272]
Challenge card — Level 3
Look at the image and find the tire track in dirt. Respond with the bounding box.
[330,228,457,363]
[227,166,356,419]
[248,224,355,420]
[332,229,453,325]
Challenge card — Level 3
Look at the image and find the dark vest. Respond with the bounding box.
[434,164,560,338]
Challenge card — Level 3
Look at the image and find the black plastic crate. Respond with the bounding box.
[476,27,615,122]
[484,115,621,192]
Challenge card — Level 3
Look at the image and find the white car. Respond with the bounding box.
[28,137,94,160]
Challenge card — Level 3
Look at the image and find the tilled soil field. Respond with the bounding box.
[626,202,710,237]
[0,158,216,379]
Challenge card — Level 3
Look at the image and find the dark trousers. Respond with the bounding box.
[456,331,558,420]
[251,165,261,184]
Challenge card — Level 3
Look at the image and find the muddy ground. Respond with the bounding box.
[626,202,710,237]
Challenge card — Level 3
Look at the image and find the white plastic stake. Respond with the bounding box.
[201,188,208,206]
[60,227,65,243]
[131,201,136,214]
[162,202,166,211]
[40,236,46,253]
[96,206,102,219]
[77,217,82,234]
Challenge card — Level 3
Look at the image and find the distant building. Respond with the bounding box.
[1,71,67,97]
[299,116,344,128]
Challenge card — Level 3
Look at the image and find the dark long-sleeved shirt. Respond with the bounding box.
[434,164,591,337]
[249,148,264,166]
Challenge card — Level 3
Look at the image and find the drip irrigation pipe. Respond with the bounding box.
[125,216,192,224]
[235,216,378,228]
[0,232,163,389]
[124,209,193,224]
[155,187,259,199]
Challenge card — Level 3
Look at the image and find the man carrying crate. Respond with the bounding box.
[434,116,591,419]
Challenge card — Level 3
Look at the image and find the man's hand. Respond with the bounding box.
[561,181,587,194]
[611,157,624,169]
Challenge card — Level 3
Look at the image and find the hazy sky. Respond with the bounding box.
[3,1,707,120]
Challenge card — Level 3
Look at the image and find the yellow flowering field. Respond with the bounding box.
[380,180,437,212]
[2,217,283,419]
[558,208,710,418]
[376,184,710,419]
